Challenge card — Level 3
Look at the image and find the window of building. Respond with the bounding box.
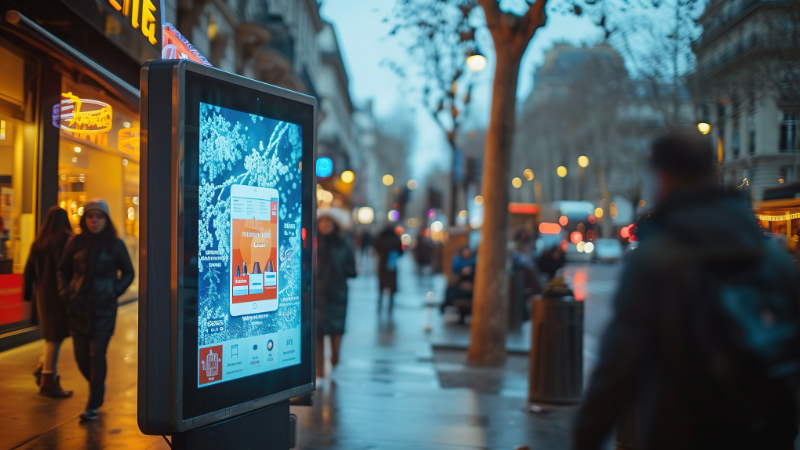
[56,77,140,302]
[732,132,740,158]
[779,165,793,184]
[748,113,756,154]
[780,112,797,152]
[0,42,39,332]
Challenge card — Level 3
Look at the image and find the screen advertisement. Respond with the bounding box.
[197,103,302,387]
[138,60,315,435]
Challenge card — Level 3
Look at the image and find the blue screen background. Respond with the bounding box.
[197,102,302,347]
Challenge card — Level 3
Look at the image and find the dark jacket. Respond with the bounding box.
[373,228,404,293]
[574,189,800,450]
[58,235,134,336]
[315,233,356,335]
[23,236,71,341]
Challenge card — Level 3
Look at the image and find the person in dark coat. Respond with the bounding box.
[23,206,73,397]
[58,199,134,421]
[573,129,800,450]
[315,209,356,378]
[372,224,404,313]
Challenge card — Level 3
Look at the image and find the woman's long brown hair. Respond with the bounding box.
[35,206,72,251]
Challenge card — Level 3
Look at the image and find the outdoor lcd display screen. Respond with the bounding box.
[138,60,315,435]
[197,104,303,387]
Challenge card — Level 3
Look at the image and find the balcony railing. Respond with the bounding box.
[699,0,787,45]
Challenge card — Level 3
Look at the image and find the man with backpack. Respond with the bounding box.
[573,129,800,450]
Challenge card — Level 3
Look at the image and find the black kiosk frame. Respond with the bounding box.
[138,60,316,446]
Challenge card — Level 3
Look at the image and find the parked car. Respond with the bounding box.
[593,239,623,263]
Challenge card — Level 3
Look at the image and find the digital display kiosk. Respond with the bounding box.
[138,60,316,434]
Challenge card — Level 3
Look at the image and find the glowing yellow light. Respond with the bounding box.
[72,157,78,163]
[382,174,394,186]
[639,200,646,207]
[698,123,711,134]
[595,207,604,218]
[407,179,418,190]
[512,177,522,188]
[401,234,412,245]
[123,159,128,166]
[523,169,534,181]
[577,241,585,253]
[341,170,355,183]
[357,207,374,224]
[578,156,589,168]
[458,210,467,219]
[74,147,81,153]
[431,221,444,232]
[474,195,484,206]
[466,54,487,72]
[584,242,594,254]
[557,166,568,178]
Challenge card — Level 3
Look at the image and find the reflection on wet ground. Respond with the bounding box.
[0,255,619,449]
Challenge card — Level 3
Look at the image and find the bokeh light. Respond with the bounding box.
[474,195,484,205]
[357,207,374,224]
[431,221,444,232]
[382,174,394,186]
[594,207,604,218]
[340,170,354,183]
[557,166,567,178]
[512,177,522,188]
[578,156,589,168]
[388,210,399,222]
[559,215,568,226]
[523,169,534,181]
[407,179,418,189]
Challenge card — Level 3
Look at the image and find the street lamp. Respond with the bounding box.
[578,156,589,168]
[697,123,711,134]
[557,166,567,178]
[466,49,487,72]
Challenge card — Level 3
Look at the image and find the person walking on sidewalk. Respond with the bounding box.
[315,208,356,379]
[373,224,403,313]
[573,129,800,450]
[58,199,134,421]
[23,206,73,398]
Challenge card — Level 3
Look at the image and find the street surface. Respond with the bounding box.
[7,254,788,449]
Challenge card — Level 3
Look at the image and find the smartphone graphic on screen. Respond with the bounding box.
[230,184,279,316]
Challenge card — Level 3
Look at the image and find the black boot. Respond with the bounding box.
[40,373,73,398]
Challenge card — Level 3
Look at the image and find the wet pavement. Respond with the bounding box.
[0,254,623,450]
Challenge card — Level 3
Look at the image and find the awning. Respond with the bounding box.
[2,10,140,107]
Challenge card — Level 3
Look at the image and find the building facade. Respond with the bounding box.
[693,0,800,202]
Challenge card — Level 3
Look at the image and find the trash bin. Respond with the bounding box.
[528,282,583,405]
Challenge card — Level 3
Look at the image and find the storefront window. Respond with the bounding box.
[57,78,139,301]
[0,43,38,331]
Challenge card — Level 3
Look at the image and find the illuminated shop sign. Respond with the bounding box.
[107,0,161,45]
[162,23,211,66]
[53,93,113,145]
[119,127,141,154]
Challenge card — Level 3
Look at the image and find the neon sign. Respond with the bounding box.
[162,23,211,66]
[53,93,113,135]
[119,127,141,154]
[107,0,160,45]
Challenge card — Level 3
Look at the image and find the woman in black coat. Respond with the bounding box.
[315,210,356,379]
[372,224,404,313]
[23,206,73,397]
[58,199,134,421]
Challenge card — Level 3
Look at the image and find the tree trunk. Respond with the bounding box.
[467,47,522,366]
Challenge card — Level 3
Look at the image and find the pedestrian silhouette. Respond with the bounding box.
[573,129,800,450]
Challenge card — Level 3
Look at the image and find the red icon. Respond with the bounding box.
[199,345,223,385]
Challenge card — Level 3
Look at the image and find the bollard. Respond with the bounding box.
[528,279,583,405]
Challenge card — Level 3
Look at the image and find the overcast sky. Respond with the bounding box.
[319,1,607,179]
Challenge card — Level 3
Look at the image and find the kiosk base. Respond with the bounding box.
[172,401,293,450]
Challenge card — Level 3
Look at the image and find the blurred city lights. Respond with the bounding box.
[431,221,444,232]
[407,217,418,227]
[557,166,567,178]
[357,207,375,224]
[407,179,418,189]
[401,233,412,245]
[458,210,467,219]
[340,170,355,183]
[382,174,394,186]
[584,242,594,254]
[316,157,333,178]
[469,216,483,228]
[559,215,568,226]
[523,169,534,181]
[697,122,711,134]
[620,226,630,239]
[466,52,487,72]
[639,199,646,208]
[539,222,562,235]
[577,241,585,252]
[570,231,583,244]
[588,214,596,224]
[474,195,484,205]
[594,207,604,218]
[428,209,436,219]
[578,156,589,168]
[512,177,522,188]
[388,210,400,222]
[395,226,404,235]
[74,146,81,153]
